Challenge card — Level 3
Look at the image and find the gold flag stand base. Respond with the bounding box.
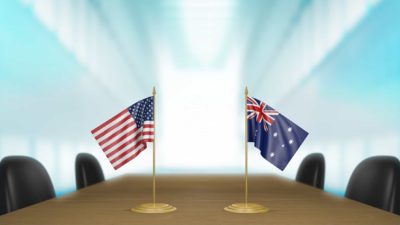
[224,203,269,214]
[131,203,177,214]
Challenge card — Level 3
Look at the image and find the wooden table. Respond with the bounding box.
[0,175,399,225]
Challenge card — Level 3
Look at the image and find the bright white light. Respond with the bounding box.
[180,0,233,65]
[157,48,242,173]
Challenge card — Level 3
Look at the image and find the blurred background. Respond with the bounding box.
[1,0,400,197]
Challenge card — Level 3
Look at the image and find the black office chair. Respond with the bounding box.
[295,153,325,189]
[0,156,55,215]
[75,153,105,189]
[345,156,400,214]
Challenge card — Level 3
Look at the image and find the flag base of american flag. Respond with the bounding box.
[130,203,177,214]
[224,203,269,214]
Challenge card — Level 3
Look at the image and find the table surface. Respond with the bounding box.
[0,174,399,225]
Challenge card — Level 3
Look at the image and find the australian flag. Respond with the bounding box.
[247,97,308,170]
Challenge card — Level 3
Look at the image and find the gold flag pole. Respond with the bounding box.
[153,86,156,207]
[224,86,269,214]
[153,87,157,208]
[131,87,177,214]
[245,86,248,207]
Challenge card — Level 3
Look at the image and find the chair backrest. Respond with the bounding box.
[75,153,105,189]
[0,156,55,215]
[295,153,325,189]
[345,156,400,214]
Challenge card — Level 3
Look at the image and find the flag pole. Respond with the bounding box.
[244,86,248,207]
[153,86,156,207]
[224,86,269,214]
[131,87,176,214]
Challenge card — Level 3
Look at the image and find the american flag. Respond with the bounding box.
[247,96,308,170]
[91,97,154,170]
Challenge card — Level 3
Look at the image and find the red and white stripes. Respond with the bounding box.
[91,109,154,169]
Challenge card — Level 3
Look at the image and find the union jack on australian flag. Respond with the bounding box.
[247,97,308,170]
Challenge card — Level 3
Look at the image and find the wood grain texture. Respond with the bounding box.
[0,175,399,225]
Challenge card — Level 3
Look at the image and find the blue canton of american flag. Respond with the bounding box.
[91,97,154,170]
[247,97,308,170]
